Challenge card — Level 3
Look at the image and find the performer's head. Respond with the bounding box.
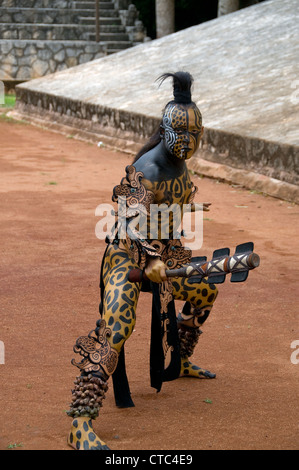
[158,72,203,160]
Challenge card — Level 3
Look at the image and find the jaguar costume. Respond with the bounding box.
[67,72,219,450]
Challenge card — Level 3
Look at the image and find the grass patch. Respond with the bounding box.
[0,112,15,122]
[203,398,213,404]
[0,111,28,125]
[7,442,23,449]
[0,94,16,108]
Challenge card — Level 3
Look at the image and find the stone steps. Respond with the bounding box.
[0,0,147,81]
[91,40,132,50]
[0,23,129,41]
[1,0,73,7]
[0,8,120,24]
[79,16,122,25]
[73,1,114,10]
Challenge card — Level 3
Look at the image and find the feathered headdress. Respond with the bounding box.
[157,71,194,105]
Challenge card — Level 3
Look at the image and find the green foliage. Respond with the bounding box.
[7,443,23,449]
[0,94,16,108]
[203,398,213,404]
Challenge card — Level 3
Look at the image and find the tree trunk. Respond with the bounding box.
[156,0,175,39]
[217,0,240,16]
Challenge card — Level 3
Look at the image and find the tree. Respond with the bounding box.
[218,0,240,16]
[156,0,175,38]
[218,0,261,16]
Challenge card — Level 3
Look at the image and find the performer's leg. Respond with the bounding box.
[172,278,218,379]
[67,243,141,450]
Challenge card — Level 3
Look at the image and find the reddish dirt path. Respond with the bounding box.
[0,117,298,451]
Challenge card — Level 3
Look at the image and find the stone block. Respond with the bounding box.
[32,59,49,77]
[37,48,53,61]
[65,57,78,68]
[54,49,65,62]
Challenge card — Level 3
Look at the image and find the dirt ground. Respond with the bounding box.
[0,115,298,451]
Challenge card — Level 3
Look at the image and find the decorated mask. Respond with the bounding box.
[158,72,203,160]
[162,102,202,160]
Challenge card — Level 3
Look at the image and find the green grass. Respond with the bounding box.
[0,94,16,108]
[7,442,23,449]
[0,111,28,125]
[203,398,213,404]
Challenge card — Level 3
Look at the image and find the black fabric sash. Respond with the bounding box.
[150,282,181,392]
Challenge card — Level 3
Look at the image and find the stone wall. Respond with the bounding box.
[14,85,299,189]
[0,40,106,80]
[14,87,160,152]
[0,7,83,25]
[199,129,299,186]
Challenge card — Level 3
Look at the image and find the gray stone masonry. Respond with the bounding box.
[0,40,107,80]
[0,0,148,81]
[11,0,299,202]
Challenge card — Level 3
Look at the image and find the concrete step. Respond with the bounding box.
[79,16,122,26]
[0,7,120,22]
[1,0,72,7]
[95,40,133,50]
[76,9,120,18]
[0,7,96,24]
[1,0,114,7]
[0,23,129,41]
[73,1,114,10]
[75,9,120,18]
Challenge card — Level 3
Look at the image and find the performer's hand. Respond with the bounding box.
[202,202,211,212]
[189,203,211,212]
[145,258,167,283]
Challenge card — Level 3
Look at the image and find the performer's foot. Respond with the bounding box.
[68,417,110,450]
[180,358,216,379]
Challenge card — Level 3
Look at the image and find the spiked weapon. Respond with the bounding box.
[128,242,260,284]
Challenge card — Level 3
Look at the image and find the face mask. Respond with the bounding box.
[162,103,203,160]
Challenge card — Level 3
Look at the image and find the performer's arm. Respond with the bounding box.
[112,165,167,278]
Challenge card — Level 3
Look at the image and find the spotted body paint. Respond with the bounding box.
[100,242,218,372]
[140,167,195,239]
[101,242,141,354]
[68,417,109,450]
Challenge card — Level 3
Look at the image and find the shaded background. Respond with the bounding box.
[132,0,267,39]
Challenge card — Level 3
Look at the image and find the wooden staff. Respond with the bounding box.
[128,250,260,284]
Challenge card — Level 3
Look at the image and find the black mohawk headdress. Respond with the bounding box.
[157,71,194,105]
